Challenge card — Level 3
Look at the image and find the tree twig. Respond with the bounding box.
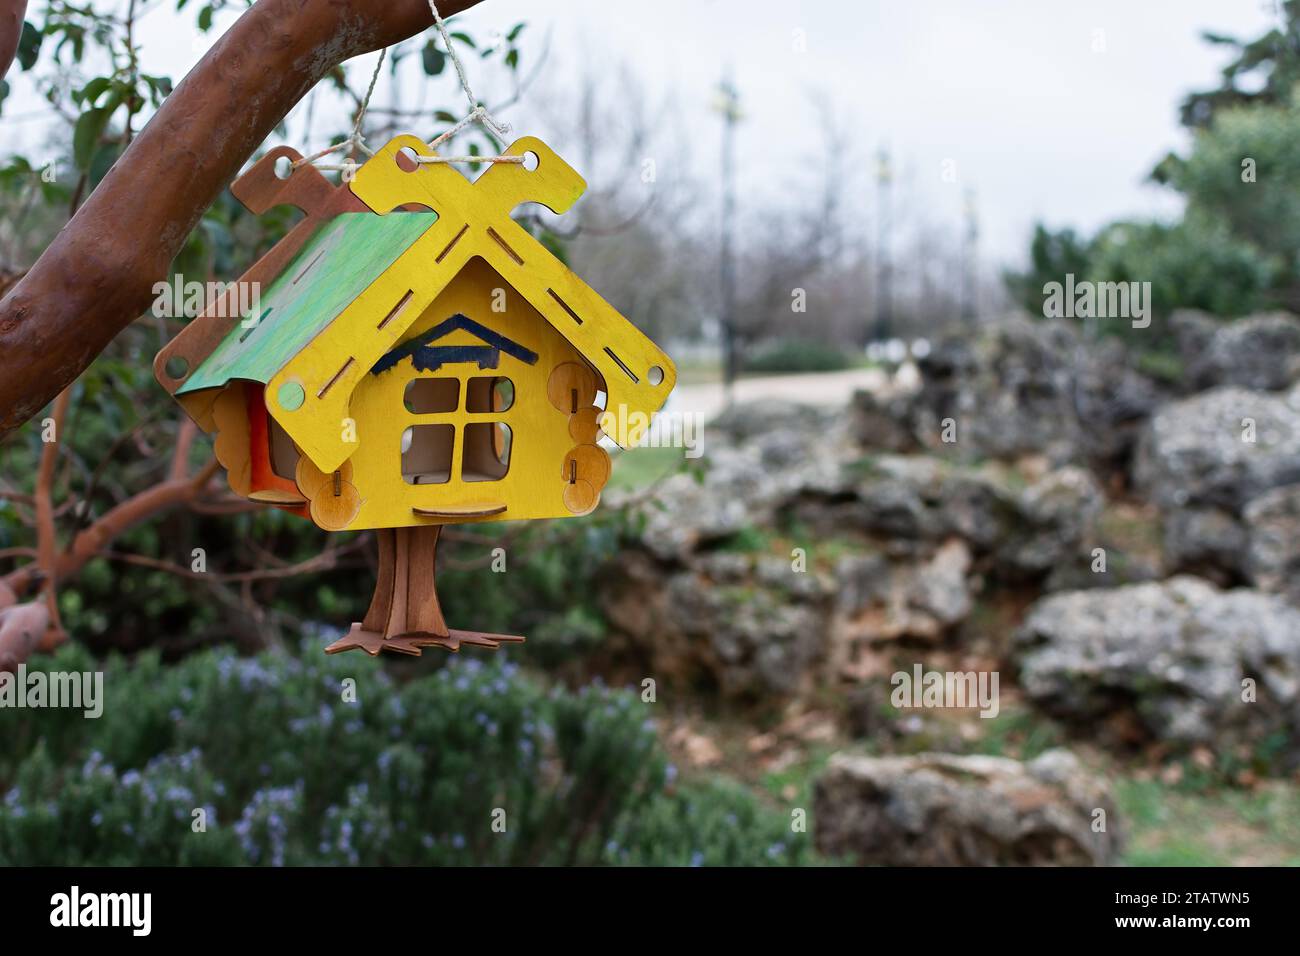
[34,388,70,636]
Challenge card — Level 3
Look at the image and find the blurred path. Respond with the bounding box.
[664,366,892,421]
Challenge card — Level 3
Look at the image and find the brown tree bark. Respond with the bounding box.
[0,0,26,82]
[0,601,51,672]
[0,0,481,436]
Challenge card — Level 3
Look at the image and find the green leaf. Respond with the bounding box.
[18,21,42,71]
[197,5,214,31]
[421,40,446,76]
[143,74,174,104]
[39,174,70,205]
[505,48,520,70]
[451,31,476,48]
[73,107,113,171]
[79,77,112,106]
[507,23,526,42]
[434,110,459,124]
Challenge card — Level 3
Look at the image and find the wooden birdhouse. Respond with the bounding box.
[155,135,676,656]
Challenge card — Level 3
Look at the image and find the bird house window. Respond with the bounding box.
[462,422,512,482]
[400,374,514,484]
[401,424,454,484]
[465,376,514,413]
[405,377,459,414]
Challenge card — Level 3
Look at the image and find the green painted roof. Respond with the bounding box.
[178,211,438,395]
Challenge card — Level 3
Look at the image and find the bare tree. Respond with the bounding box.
[522,57,708,344]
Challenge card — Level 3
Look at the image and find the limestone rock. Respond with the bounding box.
[813,749,1122,865]
[1135,385,1300,514]
[1244,483,1300,606]
[1016,577,1300,753]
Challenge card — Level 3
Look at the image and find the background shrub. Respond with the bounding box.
[0,644,812,866]
[742,339,855,374]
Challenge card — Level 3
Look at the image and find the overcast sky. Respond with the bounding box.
[473,0,1276,265]
[2,0,1282,267]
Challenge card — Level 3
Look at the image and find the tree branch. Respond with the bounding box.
[169,417,198,481]
[0,454,221,674]
[0,601,50,672]
[101,533,367,583]
[2,458,220,608]
[0,0,26,82]
[34,387,70,635]
[0,0,483,436]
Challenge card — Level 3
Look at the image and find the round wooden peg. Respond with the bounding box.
[563,478,598,515]
[310,479,361,530]
[547,362,597,414]
[562,444,611,489]
[296,457,354,500]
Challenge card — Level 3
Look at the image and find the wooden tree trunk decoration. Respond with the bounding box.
[326,526,523,656]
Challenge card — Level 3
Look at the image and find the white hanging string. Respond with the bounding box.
[295,0,522,173]
[292,47,386,171]
[415,0,520,165]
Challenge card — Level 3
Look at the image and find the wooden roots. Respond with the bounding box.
[324,525,524,656]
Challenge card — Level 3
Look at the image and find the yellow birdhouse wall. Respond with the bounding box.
[342,256,611,530]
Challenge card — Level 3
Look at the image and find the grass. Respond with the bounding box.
[651,698,1300,866]
[675,361,724,386]
[606,444,689,491]
[1098,501,1164,563]
[758,745,839,805]
[1117,778,1300,866]
[968,705,1068,760]
[711,525,778,554]
[1134,350,1185,386]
